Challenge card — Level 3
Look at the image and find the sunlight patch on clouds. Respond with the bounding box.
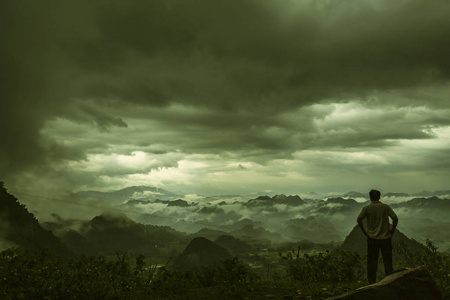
[107,154,316,195]
[292,150,388,166]
[398,126,450,149]
[315,102,432,130]
[68,151,180,174]
[126,167,188,187]
[323,102,364,122]
[116,151,148,168]
[177,159,209,170]
[433,126,450,139]
[42,105,450,195]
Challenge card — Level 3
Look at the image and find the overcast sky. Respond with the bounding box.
[2,0,450,197]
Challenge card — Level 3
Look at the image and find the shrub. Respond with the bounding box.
[279,247,365,283]
[395,238,450,298]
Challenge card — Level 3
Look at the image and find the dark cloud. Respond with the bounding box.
[0,1,97,177]
[2,0,450,194]
[65,0,450,109]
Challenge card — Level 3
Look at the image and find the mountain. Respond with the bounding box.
[391,196,450,210]
[81,212,152,253]
[340,225,426,261]
[40,212,189,256]
[412,190,450,197]
[189,228,228,241]
[246,194,306,206]
[0,182,69,255]
[174,237,232,269]
[61,230,97,255]
[120,199,166,209]
[273,194,306,205]
[123,198,195,208]
[384,192,410,197]
[231,224,287,244]
[343,190,450,199]
[282,216,342,243]
[342,191,368,199]
[167,199,192,207]
[317,197,366,213]
[77,212,189,255]
[215,235,253,255]
[74,186,183,204]
[230,218,262,230]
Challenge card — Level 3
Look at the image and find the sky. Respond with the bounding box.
[2,0,450,198]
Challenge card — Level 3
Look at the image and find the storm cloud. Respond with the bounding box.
[2,0,450,197]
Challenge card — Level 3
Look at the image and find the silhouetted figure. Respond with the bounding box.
[357,189,398,284]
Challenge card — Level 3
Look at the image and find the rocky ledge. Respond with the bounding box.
[327,267,442,300]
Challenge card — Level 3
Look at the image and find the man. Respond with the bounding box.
[357,189,398,284]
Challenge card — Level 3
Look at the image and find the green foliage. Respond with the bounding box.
[279,247,365,283]
[0,248,140,299]
[0,248,256,299]
[277,248,368,298]
[188,257,258,299]
[212,257,258,287]
[0,248,160,299]
[1,241,446,299]
[395,238,450,298]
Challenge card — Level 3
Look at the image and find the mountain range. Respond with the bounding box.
[75,185,450,203]
[69,185,450,251]
[74,185,183,204]
[2,182,450,263]
[2,181,450,279]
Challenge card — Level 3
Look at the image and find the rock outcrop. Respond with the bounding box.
[327,267,442,300]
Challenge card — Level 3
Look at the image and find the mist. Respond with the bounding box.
[17,185,446,253]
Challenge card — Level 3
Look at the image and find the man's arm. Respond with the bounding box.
[390,215,398,236]
[388,207,398,236]
[357,215,368,237]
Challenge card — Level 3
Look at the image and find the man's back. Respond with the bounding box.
[358,201,397,239]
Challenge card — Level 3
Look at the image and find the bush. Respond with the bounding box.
[9,242,447,299]
[0,248,259,299]
[395,238,450,298]
[191,257,258,298]
[0,248,162,299]
[279,247,365,283]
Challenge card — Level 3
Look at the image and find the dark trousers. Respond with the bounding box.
[367,237,393,284]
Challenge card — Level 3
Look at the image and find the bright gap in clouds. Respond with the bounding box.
[39,101,450,195]
[313,102,436,129]
[116,151,147,167]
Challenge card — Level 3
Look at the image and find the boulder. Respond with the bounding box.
[327,267,442,300]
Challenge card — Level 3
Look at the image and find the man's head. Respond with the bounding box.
[369,189,381,201]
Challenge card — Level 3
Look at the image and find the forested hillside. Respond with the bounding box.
[0,182,68,255]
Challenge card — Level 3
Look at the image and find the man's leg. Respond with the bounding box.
[380,238,393,276]
[367,237,380,284]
